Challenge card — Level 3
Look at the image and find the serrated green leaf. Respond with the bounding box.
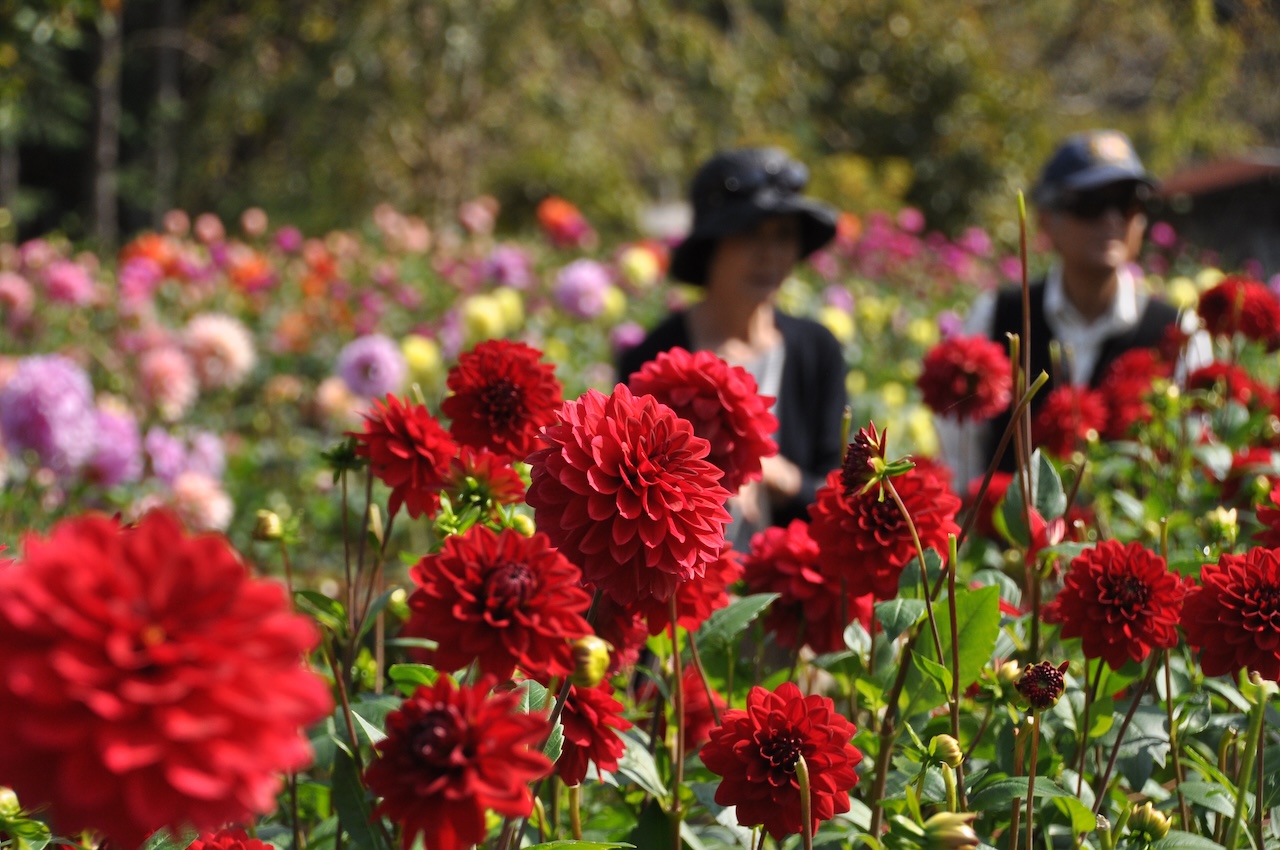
[695,593,779,649]
[1176,781,1237,816]
[517,678,551,713]
[543,718,564,763]
[875,598,926,642]
[912,652,951,695]
[142,827,198,850]
[967,776,1073,811]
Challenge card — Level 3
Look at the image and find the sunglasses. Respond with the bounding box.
[1058,185,1149,220]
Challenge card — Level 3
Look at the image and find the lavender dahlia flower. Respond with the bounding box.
[336,334,407,398]
[0,354,97,474]
[553,259,612,319]
[86,406,144,487]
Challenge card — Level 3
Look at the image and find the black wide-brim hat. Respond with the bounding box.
[669,148,839,286]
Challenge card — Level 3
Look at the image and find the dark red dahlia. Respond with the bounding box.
[917,335,1013,422]
[840,422,889,498]
[626,347,779,492]
[526,384,731,605]
[403,525,593,681]
[1016,660,1069,709]
[189,829,274,850]
[365,677,551,850]
[350,394,457,520]
[1044,540,1186,670]
[1198,275,1280,343]
[1182,546,1280,680]
[1255,483,1280,548]
[1031,385,1108,458]
[441,445,527,513]
[965,472,1013,541]
[556,682,633,786]
[700,681,862,840]
[810,464,961,601]
[442,339,564,458]
[0,510,332,848]
[1187,361,1274,412]
[1096,349,1172,440]
[638,547,743,636]
[743,519,874,654]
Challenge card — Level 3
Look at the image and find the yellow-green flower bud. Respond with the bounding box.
[252,509,284,541]
[1200,506,1238,548]
[510,513,536,537]
[922,812,980,850]
[0,786,20,817]
[928,734,964,768]
[386,587,410,621]
[1127,802,1171,841]
[996,659,1021,688]
[570,635,611,688]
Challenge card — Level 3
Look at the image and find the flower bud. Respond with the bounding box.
[252,509,284,541]
[1016,660,1069,710]
[928,734,964,768]
[0,786,19,817]
[1127,802,1171,841]
[570,635,611,688]
[996,659,1021,688]
[1199,506,1238,548]
[510,513,536,537]
[922,812,980,850]
[386,587,410,621]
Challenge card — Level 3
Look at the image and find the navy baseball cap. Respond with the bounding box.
[1031,130,1156,209]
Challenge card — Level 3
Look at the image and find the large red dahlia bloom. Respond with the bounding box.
[637,547,742,636]
[1043,540,1186,670]
[743,520,873,654]
[442,339,564,458]
[403,525,593,681]
[1198,275,1280,343]
[810,465,961,601]
[365,677,551,850]
[556,682,633,786]
[0,511,332,848]
[625,347,779,492]
[1032,385,1108,458]
[701,682,862,840]
[526,384,731,605]
[350,394,457,520]
[1182,546,1280,680]
[917,335,1013,422]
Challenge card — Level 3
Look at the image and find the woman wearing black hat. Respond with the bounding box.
[617,148,848,549]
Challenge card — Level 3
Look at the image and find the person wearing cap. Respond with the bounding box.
[937,129,1206,488]
[617,147,848,548]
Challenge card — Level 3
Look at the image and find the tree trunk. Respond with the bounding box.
[93,7,123,248]
[152,0,182,226]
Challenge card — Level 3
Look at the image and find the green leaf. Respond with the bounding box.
[1151,831,1227,850]
[523,843,636,849]
[967,776,1073,811]
[332,749,388,850]
[912,652,951,695]
[352,709,387,745]
[614,729,667,798]
[1053,796,1099,836]
[295,589,348,634]
[930,585,1001,692]
[387,663,439,695]
[875,598,926,642]
[142,828,199,850]
[695,593,779,649]
[1176,781,1237,816]
[1001,450,1066,542]
[543,718,564,763]
[516,678,552,713]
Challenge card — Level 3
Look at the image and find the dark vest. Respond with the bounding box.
[982,281,1179,472]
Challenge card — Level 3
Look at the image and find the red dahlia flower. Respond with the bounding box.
[840,422,890,497]
[526,384,731,605]
[556,683,633,786]
[365,677,551,850]
[743,519,873,654]
[1182,546,1280,680]
[1044,540,1186,670]
[1097,349,1171,440]
[350,394,457,520]
[1187,361,1274,412]
[1198,275,1280,342]
[0,510,332,848]
[1031,385,1108,458]
[810,464,961,601]
[637,547,743,636]
[917,335,1013,422]
[701,682,862,840]
[189,829,273,850]
[442,339,563,459]
[626,347,779,492]
[441,446,527,513]
[1016,660,1069,709]
[536,196,596,250]
[1255,483,1280,548]
[403,525,593,681]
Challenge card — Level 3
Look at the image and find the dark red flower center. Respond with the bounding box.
[486,561,536,616]
[759,730,804,784]
[480,379,523,430]
[1101,574,1150,611]
[412,709,464,768]
[1017,661,1066,709]
[841,438,876,497]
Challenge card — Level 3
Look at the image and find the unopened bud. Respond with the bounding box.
[386,587,410,621]
[570,635,611,688]
[922,812,980,850]
[1200,506,1238,548]
[510,513,536,537]
[1016,660,1069,710]
[996,659,1021,688]
[928,734,964,768]
[0,786,20,817]
[1127,802,1171,841]
[253,509,284,541]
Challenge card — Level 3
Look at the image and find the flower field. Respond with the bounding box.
[2,197,1280,850]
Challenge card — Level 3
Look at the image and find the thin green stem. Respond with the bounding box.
[1224,686,1267,850]
[796,755,814,850]
[1025,711,1042,850]
[884,477,944,666]
[670,595,686,849]
[1091,654,1162,817]
[1164,650,1191,829]
[947,534,966,811]
[1076,662,1103,795]
[568,784,583,841]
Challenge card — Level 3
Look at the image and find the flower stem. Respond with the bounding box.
[1091,653,1162,817]
[883,477,945,669]
[1076,661,1102,795]
[869,638,918,836]
[1025,711,1042,850]
[687,625,721,725]
[670,595,686,849]
[796,754,814,850]
[1224,683,1267,850]
[1009,717,1028,850]
[568,784,583,841]
[947,534,967,811]
[1164,650,1191,829]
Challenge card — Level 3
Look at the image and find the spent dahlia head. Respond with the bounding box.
[1182,546,1280,680]
[184,313,257,390]
[349,394,458,520]
[556,682,633,786]
[1044,540,1186,670]
[1032,385,1108,458]
[917,335,1013,422]
[810,463,961,601]
[701,681,862,840]
[626,347,779,492]
[0,354,97,475]
[364,677,551,850]
[0,510,332,848]
[1198,274,1280,342]
[526,383,731,605]
[441,339,563,458]
[743,519,873,654]
[336,334,407,399]
[403,525,593,681]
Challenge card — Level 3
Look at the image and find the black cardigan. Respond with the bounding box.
[616,309,848,526]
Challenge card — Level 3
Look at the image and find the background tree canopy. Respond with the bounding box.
[2,0,1278,246]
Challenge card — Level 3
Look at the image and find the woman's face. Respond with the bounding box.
[705,215,803,301]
